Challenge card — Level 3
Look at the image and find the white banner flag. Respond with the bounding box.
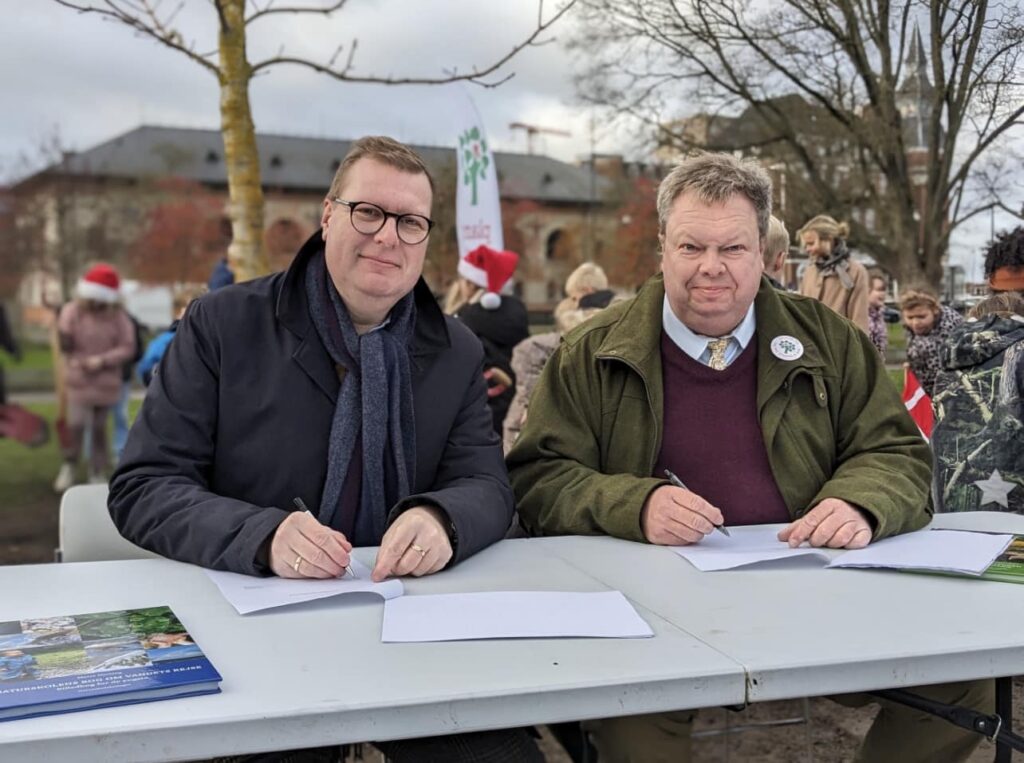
[455,89,504,258]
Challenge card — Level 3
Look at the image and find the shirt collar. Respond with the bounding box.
[662,296,756,362]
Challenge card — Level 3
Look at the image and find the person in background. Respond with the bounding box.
[502,263,615,453]
[867,274,889,358]
[762,216,789,290]
[53,264,136,492]
[137,288,206,387]
[508,151,990,763]
[111,312,144,462]
[900,286,963,398]
[932,291,1024,513]
[208,257,235,291]
[110,136,543,763]
[0,301,20,407]
[984,225,1024,294]
[444,245,530,434]
[798,214,870,333]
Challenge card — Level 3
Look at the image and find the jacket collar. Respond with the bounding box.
[598,273,827,381]
[276,230,451,403]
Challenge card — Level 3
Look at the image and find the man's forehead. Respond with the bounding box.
[671,190,756,216]
[667,192,759,232]
[338,158,432,204]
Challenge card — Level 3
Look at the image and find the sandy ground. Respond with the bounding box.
[535,685,1024,761]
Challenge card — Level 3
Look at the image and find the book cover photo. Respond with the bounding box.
[0,605,221,722]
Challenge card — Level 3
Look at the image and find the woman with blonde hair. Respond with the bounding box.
[798,215,870,333]
[900,286,963,397]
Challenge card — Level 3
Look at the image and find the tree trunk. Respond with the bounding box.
[218,0,269,282]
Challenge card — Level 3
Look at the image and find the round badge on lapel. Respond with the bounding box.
[770,335,804,361]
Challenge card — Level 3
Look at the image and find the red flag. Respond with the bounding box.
[902,368,933,440]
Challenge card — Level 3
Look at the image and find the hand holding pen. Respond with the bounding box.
[292,499,360,577]
[265,498,355,580]
[663,470,730,537]
[639,470,729,546]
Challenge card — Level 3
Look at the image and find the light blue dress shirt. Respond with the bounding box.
[661,297,756,369]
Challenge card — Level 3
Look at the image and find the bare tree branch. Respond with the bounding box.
[54,0,220,74]
[246,0,346,24]
[570,0,1024,284]
[250,0,578,83]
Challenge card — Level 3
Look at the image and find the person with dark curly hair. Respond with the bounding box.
[984,225,1024,293]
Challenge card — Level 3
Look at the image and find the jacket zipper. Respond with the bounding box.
[596,352,661,474]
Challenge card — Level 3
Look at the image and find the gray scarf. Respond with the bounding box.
[305,256,416,545]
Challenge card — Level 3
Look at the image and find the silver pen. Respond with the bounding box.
[293,497,356,579]
[662,469,731,537]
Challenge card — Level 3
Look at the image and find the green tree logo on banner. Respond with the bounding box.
[460,126,490,206]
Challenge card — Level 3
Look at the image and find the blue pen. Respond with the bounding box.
[293,497,356,578]
[663,469,731,537]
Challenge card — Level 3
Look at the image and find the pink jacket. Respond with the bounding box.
[58,301,135,407]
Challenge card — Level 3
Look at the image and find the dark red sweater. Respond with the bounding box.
[654,332,790,525]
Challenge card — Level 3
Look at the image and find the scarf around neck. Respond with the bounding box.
[305,255,417,545]
[813,240,855,289]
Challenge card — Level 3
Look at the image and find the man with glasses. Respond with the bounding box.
[110,136,542,761]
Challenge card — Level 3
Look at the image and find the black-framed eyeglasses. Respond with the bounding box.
[332,198,433,245]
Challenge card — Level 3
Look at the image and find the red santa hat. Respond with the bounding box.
[458,245,519,310]
[76,263,121,304]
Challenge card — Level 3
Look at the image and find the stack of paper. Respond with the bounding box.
[827,530,1013,575]
[381,590,654,643]
[671,525,831,571]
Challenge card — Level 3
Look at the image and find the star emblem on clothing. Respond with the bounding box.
[972,469,1017,509]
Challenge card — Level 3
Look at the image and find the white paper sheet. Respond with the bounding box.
[671,525,831,571]
[205,559,404,615]
[381,590,654,642]
[827,530,1013,575]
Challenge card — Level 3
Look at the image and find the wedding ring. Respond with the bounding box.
[293,555,302,573]
[410,543,427,557]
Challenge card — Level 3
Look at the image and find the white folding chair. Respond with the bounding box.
[56,484,158,562]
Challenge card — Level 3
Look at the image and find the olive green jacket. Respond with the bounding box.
[507,275,932,541]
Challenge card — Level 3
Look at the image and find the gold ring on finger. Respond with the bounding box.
[410,543,427,557]
[293,555,302,573]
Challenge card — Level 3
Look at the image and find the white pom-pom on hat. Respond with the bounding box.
[458,245,520,311]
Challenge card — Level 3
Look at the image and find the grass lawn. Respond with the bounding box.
[13,343,56,372]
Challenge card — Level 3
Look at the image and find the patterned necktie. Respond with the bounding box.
[706,337,731,371]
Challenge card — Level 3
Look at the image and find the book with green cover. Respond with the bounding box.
[979,535,1024,583]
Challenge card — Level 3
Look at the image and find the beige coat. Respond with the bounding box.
[799,257,870,334]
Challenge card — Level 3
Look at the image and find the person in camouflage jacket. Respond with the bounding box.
[932,292,1024,514]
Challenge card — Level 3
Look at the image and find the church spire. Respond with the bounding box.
[897,21,935,150]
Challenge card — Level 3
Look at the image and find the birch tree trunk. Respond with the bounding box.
[217,0,268,282]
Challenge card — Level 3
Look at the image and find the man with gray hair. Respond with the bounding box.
[508,152,990,762]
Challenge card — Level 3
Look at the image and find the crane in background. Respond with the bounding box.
[509,122,571,155]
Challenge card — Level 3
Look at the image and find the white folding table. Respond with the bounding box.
[0,539,744,762]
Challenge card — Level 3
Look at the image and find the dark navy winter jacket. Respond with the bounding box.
[109,234,513,575]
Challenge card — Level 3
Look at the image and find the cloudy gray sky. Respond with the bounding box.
[2,0,1018,279]
[1,1,609,166]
